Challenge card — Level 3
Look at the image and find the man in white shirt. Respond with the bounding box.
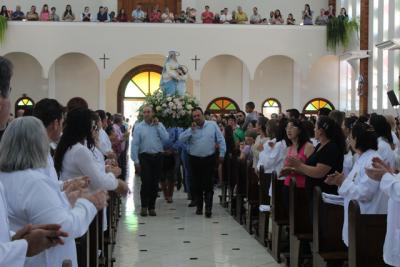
[220,8,232,24]
[0,56,68,266]
[132,4,145,22]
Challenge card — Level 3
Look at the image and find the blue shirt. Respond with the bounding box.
[179,120,226,158]
[130,121,169,163]
[132,9,145,21]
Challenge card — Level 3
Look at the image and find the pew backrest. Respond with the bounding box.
[313,187,347,254]
[271,171,288,223]
[289,178,312,236]
[348,200,387,267]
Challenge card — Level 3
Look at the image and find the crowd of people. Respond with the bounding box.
[1,48,399,267]
[0,3,350,25]
[130,99,400,267]
[0,57,130,266]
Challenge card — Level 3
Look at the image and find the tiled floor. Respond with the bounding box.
[113,171,281,267]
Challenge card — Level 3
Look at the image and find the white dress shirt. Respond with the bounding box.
[0,169,97,267]
[257,139,287,174]
[381,172,400,266]
[98,128,112,156]
[0,182,27,267]
[377,137,396,169]
[338,149,388,246]
[60,143,118,193]
[343,151,354,178]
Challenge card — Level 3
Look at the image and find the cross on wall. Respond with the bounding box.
[191,55,200,71]
[99,54,110,69]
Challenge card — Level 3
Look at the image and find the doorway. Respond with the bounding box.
[118,64,163,126]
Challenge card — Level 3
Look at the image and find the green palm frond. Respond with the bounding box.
[327,17,359,52]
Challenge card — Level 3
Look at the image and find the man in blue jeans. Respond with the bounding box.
[179,107,226,218]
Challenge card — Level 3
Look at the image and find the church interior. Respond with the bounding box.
[1,0,400,267]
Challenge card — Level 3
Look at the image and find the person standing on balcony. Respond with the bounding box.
[302,4,314,25]
[235,6,248,24]
[40,4,50,21]
[250,7,262,24]
[132,3,145,23]
[26,5,39,21]
[49,7,59,21]
[62,5,75,22]
[220,8,232,24]
[11,5,25,21]
[81,6,92,22]
[201,6,214,24]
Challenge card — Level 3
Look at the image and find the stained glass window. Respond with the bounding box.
[124,71,161,98]
[262,98,281,118]
[303,98,335,114]
[15,95,35,116]
[206,97,239,114]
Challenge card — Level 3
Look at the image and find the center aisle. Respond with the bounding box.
[114,168,281,267]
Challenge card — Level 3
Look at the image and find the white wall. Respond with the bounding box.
[200,55,244,110]
[251,56,294,113]
[183,0,329,24]
[3,0,116,17]
[51,53,99,109]
[5,53,48,108]
[305,55,339,109]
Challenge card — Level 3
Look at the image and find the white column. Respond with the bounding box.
[193,80,201,103]
[48,64,56,98]
[242,64,250,109]
[98,70,106,110]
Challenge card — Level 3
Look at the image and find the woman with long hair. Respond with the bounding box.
[326,122,388,246]
[117,8,128,22]
[0,6,9,19]
[0,117,107,267]
[287,116,345,195]
[302,4,313,25]
[280,119,314,208]
[252,116,269,169]
[369,114,396,168]
[54,108,129,195]
[62,4,75,21]
[40,4,50,21]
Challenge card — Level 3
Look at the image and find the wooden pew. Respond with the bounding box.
[234,159,247,224]
[76,231,90,267]
[219,153,231,208]
[244,160,260,235]
[89,215,100,267]
[255,167,273,247]
[289,178,312,267]
[348,200,387,267]
[270,173,289,263]
[104,192,119,267]
[313,187,347,267]
[228,155,239,216]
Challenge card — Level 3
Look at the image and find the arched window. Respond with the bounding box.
[206,97,240,115]
[303,98,335,115]
[262,98,281,118]
[15,94,35,116]
[118,65,163,124]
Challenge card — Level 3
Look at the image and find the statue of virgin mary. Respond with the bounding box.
[160,51,188,96]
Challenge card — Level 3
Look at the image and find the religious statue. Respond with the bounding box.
[160,51,188,96]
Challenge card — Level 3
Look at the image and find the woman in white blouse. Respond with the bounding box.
[325,122,388,246]
[366,157,400,267]
[369,114,396,169]
[0,117,108,267]
[54,108,129,195]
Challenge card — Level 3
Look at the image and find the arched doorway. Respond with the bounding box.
[117,64,163,124]
[15,94,35,117]
[206,97,240,115]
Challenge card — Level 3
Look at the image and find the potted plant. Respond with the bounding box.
[327,17,359,52]
[0,15,7,43]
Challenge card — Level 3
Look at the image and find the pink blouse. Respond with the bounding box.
[284,144,308,188]
[40,12,49,21]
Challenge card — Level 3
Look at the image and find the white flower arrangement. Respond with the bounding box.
[138,90,199,128]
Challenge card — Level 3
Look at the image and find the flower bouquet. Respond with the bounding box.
[137,90,199,128]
